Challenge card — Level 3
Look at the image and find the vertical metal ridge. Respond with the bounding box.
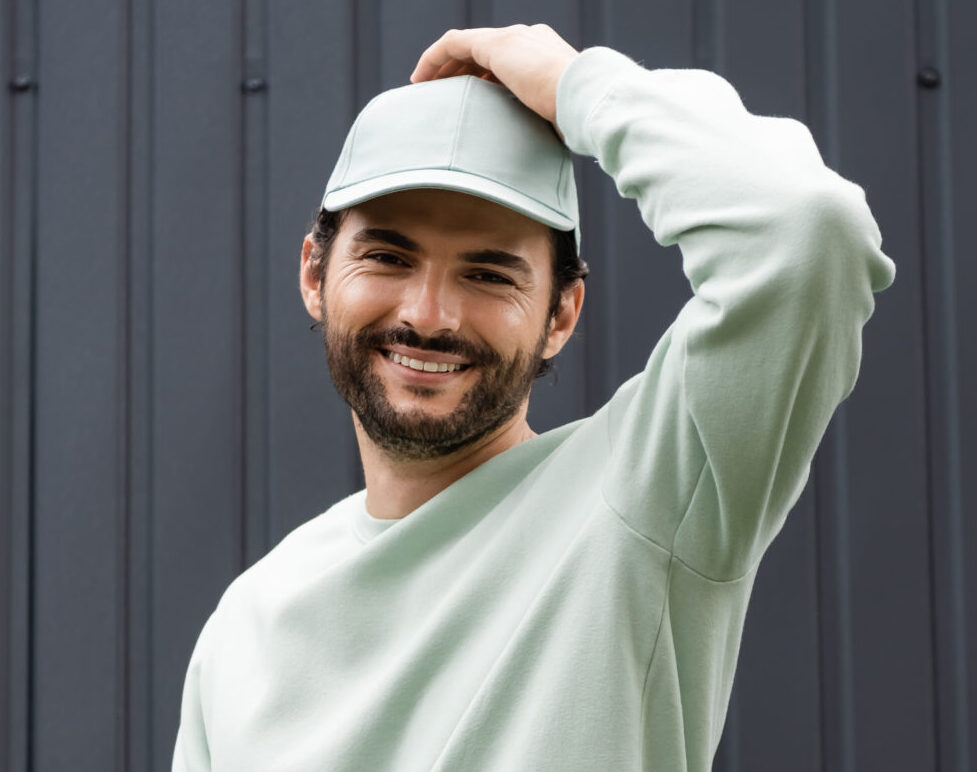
[820,410,857,772]
[714,0,726,75]
[353,0,380,112]
[0,0,14,761]
[242,0,271,566]
[715,685,742,772]
[121,0,156,766]
[912,5,942,770]
[692,0,725,74]
[116,1,134,769]
[258,0,272,556]
[812,418,856,772]
[235,0,247,576]
[138,0,156,764]
[915,0,970,767]
[349,0,359,119]
[804,0,839,166]
[805,2,856,770]
[146,0,156,757]
[0,0,32,768]
[4,2,41,769]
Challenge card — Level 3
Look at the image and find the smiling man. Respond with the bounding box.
[302,187,583,516]
[173,24,894,772]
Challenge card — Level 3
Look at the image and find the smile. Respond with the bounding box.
[384,351,470,373]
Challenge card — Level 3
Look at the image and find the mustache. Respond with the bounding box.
[357,326,500,365]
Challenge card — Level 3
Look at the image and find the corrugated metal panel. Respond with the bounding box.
[1,1,973,770]
[2,6,39,772]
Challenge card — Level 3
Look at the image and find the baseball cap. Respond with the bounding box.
[321,75,580,248]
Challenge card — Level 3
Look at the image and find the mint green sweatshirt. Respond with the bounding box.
[173,48,895,771]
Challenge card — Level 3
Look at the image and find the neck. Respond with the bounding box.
[354,407,536,519]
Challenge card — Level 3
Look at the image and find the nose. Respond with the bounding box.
[398,268,462,336]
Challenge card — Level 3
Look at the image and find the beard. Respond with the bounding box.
[320,318,546,461]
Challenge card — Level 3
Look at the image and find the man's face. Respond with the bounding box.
[303,189,575,460]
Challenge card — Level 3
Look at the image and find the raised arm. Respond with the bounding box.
[558,47,895,579]
[414,27,895,580]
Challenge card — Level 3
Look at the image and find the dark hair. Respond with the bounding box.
[307,207,589,376]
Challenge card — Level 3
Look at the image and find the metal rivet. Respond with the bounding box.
[9,75,34,92]
[242,77,266,93]
[917,66,941,89]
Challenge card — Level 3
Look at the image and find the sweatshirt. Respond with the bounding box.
[172,47,895,771]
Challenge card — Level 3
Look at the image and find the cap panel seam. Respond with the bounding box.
[447,77,472,169]
[557,154,569,211]
[335,112,365,193]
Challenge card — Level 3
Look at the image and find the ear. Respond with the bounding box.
[299,234,323,321]
[541,279,585,359]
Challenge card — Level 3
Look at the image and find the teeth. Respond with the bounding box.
[387,351,465,373]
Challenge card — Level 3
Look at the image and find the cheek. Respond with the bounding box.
[324,276,398,326]
[465,296,549,349]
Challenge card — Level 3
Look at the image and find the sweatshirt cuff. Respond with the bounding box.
[556,46,642,157]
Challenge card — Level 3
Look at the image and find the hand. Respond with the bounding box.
[410,24,579,127]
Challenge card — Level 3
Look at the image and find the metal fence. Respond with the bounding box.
[1,0,973,770]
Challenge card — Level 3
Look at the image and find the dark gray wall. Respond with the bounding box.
[1,1,973,770]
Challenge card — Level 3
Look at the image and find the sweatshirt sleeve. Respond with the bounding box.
[556,48,895,581]
[171,615,215,772]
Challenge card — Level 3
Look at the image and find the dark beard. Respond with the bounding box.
[321,322,546,461]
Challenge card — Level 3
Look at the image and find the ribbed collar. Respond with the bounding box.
[349,490,401,543]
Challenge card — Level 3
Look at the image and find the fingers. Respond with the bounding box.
[432,58,487,81]
[410,28,495,83]
[431,59,466,80]
[408,25,577,124]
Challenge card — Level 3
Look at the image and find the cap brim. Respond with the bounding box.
[322,168,576,232]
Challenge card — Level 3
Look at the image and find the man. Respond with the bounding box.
[173,24,894,771]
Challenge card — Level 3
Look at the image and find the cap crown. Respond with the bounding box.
[323,76,579,246]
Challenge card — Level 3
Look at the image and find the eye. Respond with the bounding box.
[468,270,514,286]
[366,251,408,267]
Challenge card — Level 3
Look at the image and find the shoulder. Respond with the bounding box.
[213,490,366,619]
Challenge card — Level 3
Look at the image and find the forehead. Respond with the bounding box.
[340,189,553,257]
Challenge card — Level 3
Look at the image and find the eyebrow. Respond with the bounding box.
[459,249,533,277]
[352,228,420,252]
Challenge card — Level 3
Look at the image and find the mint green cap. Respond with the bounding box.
[322,75,580,247]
